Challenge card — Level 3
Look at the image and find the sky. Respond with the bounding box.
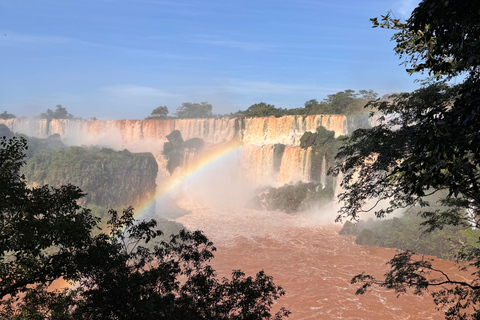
[0,0,421,120]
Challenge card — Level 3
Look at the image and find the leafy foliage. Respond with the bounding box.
[163,130,205,174]
[300,126,346,187]
[0,136,99,299]
[243,102,282,117]
[227,90,378,118]
[39,105,74,120]
[340,214,480,260]
[147,106,169,119]
[21,145,158,210]
[0,111,16,120]
[250,182,334,213]
[1,136,289,319]
[175,102,213,119]
[331,1,480,318]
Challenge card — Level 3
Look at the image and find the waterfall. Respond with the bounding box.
[0,114,352,191]
[320,155,327,188]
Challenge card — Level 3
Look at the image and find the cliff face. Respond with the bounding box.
[22,146,157,209]
[2,114,347,187]
[1,115,344,146]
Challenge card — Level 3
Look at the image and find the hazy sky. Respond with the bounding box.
[1,0,421,119]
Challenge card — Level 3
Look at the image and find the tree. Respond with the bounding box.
[0,111,16,120]
[39,105,74,120]
[0,136,289,319]
[244,102,279,117]
[323,89,357,114]
[0,136,99,299]
[304,99,331,115]
[148,106,169,119]
[331,1,480,319]
[175,102,213,119]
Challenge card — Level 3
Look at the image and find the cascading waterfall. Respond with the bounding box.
[278,146,311,184]
[320,155,327,188]
[0,114,348,189]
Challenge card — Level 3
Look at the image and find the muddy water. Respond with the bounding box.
[176,203,462,320]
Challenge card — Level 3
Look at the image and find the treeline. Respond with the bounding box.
[0,105,83,121]
[146,89,379,120]
[340,214,480,261]
[2,89,380,121]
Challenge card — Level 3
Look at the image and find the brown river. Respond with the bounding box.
[176,202,465,320]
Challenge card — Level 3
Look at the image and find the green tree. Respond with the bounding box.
[175,102,213,119]
[1,136,289,319]
[0,136,99,299]
[244,102,280,117]
[331,1,480,319]
[0,111,16,120]
[69,209,289,320]
[39,105,74,120]
[148,106,169,119]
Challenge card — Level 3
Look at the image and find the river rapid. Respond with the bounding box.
[176,202,461,320]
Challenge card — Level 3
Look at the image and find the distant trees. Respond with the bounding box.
[39,105,74,120]
[147,106,169,119]
[0,111,16,120]
[244,102,281,117]
[174,102,213,119]
[303,90,378,115]
[226,90,378,119]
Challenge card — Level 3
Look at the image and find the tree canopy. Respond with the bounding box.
[39,105,74,120]
[0,111,16,120]
[0,136,99,299]
[148,106,169,119]
[174,102,213,119]
[331,1,480,319]
[0,136,289,319]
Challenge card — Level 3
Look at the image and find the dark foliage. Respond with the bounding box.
[331,1,480,318]
[340,214,480,260]
[175,102,213,119]
[250,182,334,213]
[0,111,16,120]
[163,130,205,174]
[147,106,169,119]
[39,105,74,120]
[22,145,157,210]
[0,136,99,299]
[0,136,289,319]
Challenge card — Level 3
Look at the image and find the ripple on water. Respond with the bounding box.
[175,203,462,320]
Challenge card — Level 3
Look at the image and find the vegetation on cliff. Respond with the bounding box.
[0,111,16,120]
[339,214,480,261]
[0,136,290,320]
[22,145,157,210]
[146,105,169,119]
[300,126,346,187]
[163,130,205,174]
[38,105,75,120]
[250,182,334,213]
[228,89,378,119]
[142,89,378,120]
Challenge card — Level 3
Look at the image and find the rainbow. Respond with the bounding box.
[132,139,244,221]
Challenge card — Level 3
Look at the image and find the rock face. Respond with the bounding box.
[22,146,157,209]
[1,114,348,188]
